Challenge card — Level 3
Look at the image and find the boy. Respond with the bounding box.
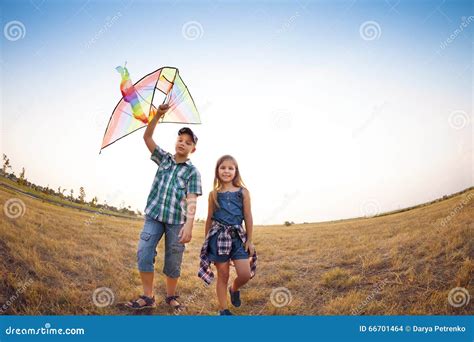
[126,104,202,310]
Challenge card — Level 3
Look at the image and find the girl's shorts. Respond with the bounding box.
[207,229,249,263]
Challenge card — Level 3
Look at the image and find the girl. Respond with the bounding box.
[198,155,257,315]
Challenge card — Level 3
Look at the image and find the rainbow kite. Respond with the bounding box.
[100,65,201,151]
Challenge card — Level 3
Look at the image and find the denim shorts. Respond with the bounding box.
[207,229,249,263]
[137,215,185,277]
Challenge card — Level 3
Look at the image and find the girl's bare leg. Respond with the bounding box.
[215,262,230,310]
[231,259,251,292]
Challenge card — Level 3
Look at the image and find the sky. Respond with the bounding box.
[1,0,472,224]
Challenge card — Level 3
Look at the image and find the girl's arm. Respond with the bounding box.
[242,188,253,242]
[204,192,215,237]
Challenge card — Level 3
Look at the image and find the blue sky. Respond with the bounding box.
[1,0,472,224]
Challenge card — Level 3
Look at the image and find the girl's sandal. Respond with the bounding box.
[124,295,156,310]
[165,295,184,311]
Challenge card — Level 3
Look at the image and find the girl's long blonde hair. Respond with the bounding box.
[211,155,246,209]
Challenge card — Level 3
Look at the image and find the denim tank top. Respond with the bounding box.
[212,188,244,226]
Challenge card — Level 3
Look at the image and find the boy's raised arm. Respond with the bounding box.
[143,104,169,154]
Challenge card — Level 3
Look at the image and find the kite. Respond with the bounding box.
[100,65,201,152]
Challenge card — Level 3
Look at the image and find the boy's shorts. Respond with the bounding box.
[207,228,249,263]
[137,215,185,277]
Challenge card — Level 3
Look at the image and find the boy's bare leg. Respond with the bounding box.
[166,276,180,305]
[140,271,155,297]
[215,262,230,310]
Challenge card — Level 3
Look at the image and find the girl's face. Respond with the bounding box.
[218,159,236,184]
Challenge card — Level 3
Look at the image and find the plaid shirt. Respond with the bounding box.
[144,145,202,224]
[198,220,257,285]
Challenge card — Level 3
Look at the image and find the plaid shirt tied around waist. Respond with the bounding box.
[198,220,257,285]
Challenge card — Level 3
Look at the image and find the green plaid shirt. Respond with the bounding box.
[144,146,202,224]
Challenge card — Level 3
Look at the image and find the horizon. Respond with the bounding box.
[1,170,471,226]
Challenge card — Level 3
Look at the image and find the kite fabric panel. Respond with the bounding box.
[100,66,201,151]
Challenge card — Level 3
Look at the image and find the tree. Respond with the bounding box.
[90,196,98,206]
[70,189,74,200]
[79,187,86,203]
[2,154,12,174]
[18,167,26,185]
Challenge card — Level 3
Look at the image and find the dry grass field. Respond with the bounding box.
[1,184,472,315]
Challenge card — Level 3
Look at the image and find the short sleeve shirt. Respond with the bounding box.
[144,146,202,224]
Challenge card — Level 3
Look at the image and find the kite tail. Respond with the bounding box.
[116,65,149,124]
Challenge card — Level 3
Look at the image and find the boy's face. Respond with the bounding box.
[218,159,236,184]
[175,134,196,157]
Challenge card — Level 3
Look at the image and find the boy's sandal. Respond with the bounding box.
[165,295,183,310]
[125,295,156,310]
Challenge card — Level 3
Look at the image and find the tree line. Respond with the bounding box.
[1,154,142,217]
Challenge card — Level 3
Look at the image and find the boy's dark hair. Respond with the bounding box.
[178,127,198,144]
